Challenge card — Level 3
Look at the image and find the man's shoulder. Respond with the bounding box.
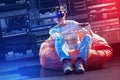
[51,25,59,29]
[66,20,78,23]
[49,25,59,35]
[49,25,59,32]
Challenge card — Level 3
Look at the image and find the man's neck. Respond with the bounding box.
[58,20,67,27]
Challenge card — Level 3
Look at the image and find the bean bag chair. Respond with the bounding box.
[39,33,112,70]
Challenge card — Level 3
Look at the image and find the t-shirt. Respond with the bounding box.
[49,20,84,50]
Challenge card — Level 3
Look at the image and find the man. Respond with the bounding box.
[49,9,92,75]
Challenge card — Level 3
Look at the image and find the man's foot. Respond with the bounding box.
[75,60,85,74]
[63,60,73,75]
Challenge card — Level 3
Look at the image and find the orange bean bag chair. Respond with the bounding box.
[39,33,112,70]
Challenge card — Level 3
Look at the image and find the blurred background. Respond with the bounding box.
[0,0,120,62]
[0,0,120,80]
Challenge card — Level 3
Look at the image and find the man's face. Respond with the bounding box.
[53,17,64,24]
[53,18,63,23]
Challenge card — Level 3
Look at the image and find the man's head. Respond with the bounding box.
[50,10,65,18]
[50,10,66,24]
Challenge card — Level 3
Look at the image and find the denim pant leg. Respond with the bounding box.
[54,36,71,62]
[77,34,92,63]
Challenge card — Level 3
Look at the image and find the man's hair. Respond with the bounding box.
[50,5,67,18]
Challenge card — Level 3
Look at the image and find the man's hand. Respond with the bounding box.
[79,23,93,36]
[79,23,91,30]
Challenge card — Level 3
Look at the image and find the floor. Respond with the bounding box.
[0,43,120,80]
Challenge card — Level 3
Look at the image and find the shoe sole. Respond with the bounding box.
[76,69,85,74]
[64,69,73,75]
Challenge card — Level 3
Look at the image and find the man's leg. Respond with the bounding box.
[76,34,92,73]
[54,36,73,75]
[54,36,71,62]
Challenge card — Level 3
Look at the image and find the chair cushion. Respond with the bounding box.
[40,33,112,70]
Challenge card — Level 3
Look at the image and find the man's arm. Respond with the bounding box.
[49,27,62,39]
[78,23,93,37]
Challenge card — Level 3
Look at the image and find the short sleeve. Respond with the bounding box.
[49,26,61,38]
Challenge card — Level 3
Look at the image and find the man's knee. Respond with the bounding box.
[54,36,63,41]
[83,34,91,41]
[54,36,64,45]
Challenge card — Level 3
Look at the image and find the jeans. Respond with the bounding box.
[54,34,91,63]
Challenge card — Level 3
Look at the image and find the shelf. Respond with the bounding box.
[89,8,118,14]
[87,0,120,44]
[0,9,27,18]
[88,2,116,9]
[3,31,27,38]
[0,3,27,12]
[87,0,116,6]
[31,31,49,36]
[30,24,55,31]
[39,7,55,11]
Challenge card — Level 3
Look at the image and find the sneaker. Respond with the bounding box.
[75,60,85,74]
[63,61,73,75]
